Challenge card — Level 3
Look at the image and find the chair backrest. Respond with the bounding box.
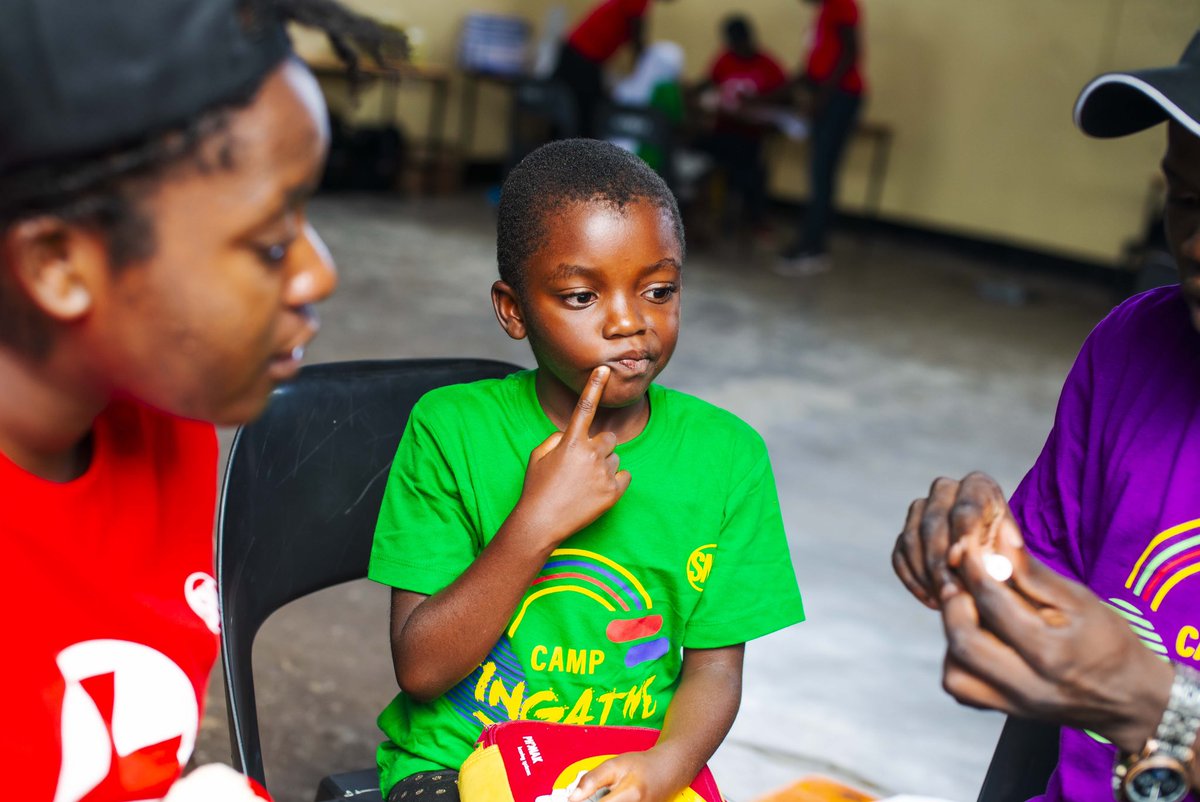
[976,715,1060,802]
[218,358,522,786]
[507,78,578,172]
[594,102,678,192]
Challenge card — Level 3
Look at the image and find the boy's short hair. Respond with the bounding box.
[0,0,403,358]
[497,138,685,294]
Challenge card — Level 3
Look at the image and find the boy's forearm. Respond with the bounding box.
[390,507,559,701]
[651,645,745,792]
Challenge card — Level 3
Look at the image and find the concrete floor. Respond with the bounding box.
[191,193,1122,802]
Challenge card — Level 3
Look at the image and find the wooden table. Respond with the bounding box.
[457,69,521,159]
[692,96,893,218]
[853,120,893,218]
[305,55,453,157]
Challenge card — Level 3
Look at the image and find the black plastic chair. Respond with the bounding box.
[506,77,579,173]
[218,358,522,801]
[594,101,679,193]
[976,715,1060,802]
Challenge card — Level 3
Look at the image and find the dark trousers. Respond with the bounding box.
[798,89,863,253]
[699,131,769,226]
[386,770,460,802]
[553,42,604,138]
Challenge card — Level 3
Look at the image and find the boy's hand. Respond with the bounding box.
[570,750,678,802]
[515,366,632,545]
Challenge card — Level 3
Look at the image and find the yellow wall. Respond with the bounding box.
[309,0,1199,264]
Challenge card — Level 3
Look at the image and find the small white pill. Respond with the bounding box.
[983,552,1014,583]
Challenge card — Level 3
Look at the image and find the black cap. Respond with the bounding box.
[0,0,291,175]
[1074,31,1200,138]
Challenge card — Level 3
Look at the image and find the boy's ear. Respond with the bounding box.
[491,280,528,340]
[4,217,105,322]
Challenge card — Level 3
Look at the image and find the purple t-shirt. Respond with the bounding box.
[1010,285,1200,802]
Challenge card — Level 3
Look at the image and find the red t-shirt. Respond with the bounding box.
[2,401,220,801]
[708,49,788,136]
[709,49,788,99]
[566,0,651,64]
[805,0,865,95]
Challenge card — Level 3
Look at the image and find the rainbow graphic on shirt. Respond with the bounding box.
[448,637,529,725]
[1124,518,1200,612]
[1080,522,1200,744]
[1104,597,1169,657]
[448,548,693,727]
[508,548,669,668]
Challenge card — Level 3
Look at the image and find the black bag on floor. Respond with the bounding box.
[321,114,405,192]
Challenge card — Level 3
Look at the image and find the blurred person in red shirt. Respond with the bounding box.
[694,15,788,233]
[554,0,676,136]
[776,0,865,275]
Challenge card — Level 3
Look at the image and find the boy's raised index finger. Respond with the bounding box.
[565,366,610,440]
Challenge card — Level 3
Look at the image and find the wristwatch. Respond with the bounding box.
[1113,662,1200,802]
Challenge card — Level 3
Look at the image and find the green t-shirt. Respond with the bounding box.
[368,370,805,795]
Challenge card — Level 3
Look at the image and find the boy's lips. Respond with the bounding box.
[606,352,655,375]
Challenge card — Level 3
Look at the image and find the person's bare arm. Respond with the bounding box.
[569,645,744,802]
[390,367,631,701]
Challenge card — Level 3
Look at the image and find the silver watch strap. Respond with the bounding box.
[1155,662,1200,763]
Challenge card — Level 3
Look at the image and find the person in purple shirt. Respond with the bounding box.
[893,33,1200,802]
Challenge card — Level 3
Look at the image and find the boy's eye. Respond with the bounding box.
[256,241,291,266]
[562,291,597,308]
[644,284,678,303]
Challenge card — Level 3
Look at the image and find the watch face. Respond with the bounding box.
[1127,765,1189,802]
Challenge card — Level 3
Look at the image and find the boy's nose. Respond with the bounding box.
[603,297,647,337]
[285,222,339,307]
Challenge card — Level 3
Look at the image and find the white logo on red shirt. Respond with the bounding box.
[184,572,220,635]
[53,640,199,802]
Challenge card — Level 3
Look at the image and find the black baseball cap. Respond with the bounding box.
[1074,30,1200,138]
[0,0,290,175]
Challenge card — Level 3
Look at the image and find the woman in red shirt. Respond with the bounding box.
[777,0,866,275]
[0,2,400,799]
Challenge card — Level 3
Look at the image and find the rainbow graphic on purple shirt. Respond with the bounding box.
[1124,518,1200,612]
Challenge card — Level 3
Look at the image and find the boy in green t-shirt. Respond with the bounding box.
[369,138,805,802]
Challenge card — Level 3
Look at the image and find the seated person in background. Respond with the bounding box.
[369,139,805,802]
[893,32,1200,802]
[554,0,675,136]
[692,15,788,233]
[0,0,398,798]
[609,41,686,173]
